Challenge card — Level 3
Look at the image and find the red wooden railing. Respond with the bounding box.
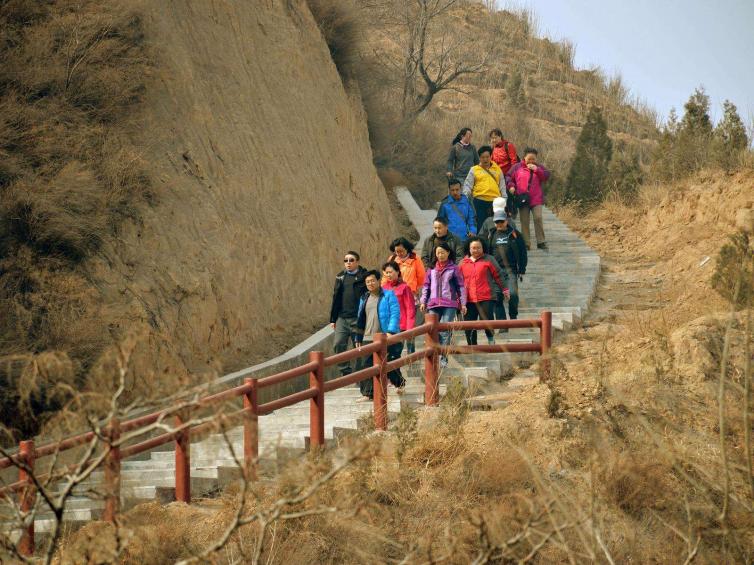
[1,311,552,555]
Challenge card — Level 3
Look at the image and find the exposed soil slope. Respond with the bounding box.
[357,0,659,206]
[2,0,397,413]
[88,1,396,376]
[58,171,754,563]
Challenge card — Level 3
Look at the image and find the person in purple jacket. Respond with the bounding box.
[419,242,467,368]
[506,147,551,250]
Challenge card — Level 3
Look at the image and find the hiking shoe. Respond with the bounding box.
[396,384,406,395]
[356,396,372,403]
[537,242,549,250]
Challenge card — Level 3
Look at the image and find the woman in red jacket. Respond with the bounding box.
[382,261,416,392]
[382,261,416,335]
[459,237,508,345]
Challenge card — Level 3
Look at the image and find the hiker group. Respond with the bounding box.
[329,127,550,401]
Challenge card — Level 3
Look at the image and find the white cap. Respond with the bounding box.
[492,196,507,212]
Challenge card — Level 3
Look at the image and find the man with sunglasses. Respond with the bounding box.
[330,251,368,376]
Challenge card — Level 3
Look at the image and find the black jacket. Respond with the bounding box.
[329,266,368,323]
[420,231,464,269]
[485,226,528,275]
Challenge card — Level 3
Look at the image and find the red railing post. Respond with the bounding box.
[175,411,191,503]
[424,313,440,406]
[540,310,552,381]
[243,377,259,480]
[373,333,388,431]
[103,418,121,522]
[18,439,35,556]
[309,351,325,449]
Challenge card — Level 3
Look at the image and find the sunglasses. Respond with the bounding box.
[344,258,357,263]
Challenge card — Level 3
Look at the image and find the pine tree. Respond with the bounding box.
[652,87,715,180]
[679,87,713,135]
[666,107,679,136]
[715,100,749,152]
[606,143,642,199]
[564,106,613,204]
[673,87,713,173]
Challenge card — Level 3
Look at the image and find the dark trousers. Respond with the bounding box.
[464,301,494,344]
[334,316,358,375]
[407,307,423,354]
[494,271,519,321]
[473,198,494,232]
[359,342,405,398]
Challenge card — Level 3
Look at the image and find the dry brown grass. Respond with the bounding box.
[0,0,152,437]
[354,0,659,208]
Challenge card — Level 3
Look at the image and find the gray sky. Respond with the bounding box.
[505,0,754,127]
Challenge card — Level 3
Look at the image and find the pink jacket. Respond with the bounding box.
[506,162,550,208]
[382,280,416,331]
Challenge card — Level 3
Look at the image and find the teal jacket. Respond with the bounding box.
[355,289,400,339]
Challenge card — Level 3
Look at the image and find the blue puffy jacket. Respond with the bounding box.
[437,194,477,242]
[355,289,400,338]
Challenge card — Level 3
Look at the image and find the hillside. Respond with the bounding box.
[354,0,659,206]
[56,170,754,563]
[0,0,397,434]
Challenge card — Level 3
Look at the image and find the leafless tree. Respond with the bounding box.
[399,0,489,120]
[0,341,217,564]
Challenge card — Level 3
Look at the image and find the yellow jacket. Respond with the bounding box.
[464,162,503,201]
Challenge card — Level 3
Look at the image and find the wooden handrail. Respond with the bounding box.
[0,315,547,469]
[2,311,553,556]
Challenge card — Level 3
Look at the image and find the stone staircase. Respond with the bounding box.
[19,188,601,538]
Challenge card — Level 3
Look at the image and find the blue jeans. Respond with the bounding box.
[430,306,457,348]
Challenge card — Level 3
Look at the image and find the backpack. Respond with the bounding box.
[497,141,518,168]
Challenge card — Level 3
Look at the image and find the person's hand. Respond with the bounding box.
[503,288,510,299]
[527,163,537,171]
[461,306,467,316]
[330,322,336,330]
[446,172,453,178]
[419,303,427,313]
[508,187,515,194]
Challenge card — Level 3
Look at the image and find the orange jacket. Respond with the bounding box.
[385,252,426,294]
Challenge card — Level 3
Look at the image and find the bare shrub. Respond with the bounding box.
[0,0,153,434]
[597,451,673,515]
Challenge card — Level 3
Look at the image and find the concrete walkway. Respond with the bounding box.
[20,188,601,536]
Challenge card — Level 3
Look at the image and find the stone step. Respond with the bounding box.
[1,197,601,535]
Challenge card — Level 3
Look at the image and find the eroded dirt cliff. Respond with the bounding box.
[86,0,398,375]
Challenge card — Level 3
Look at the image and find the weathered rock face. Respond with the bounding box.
[89,0,397,376]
